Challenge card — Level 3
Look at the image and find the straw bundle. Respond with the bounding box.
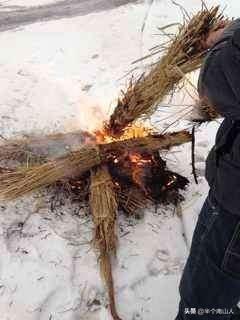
[0,145,101,199]
[101,130,191,155]
[0,131,191,200]
[90,166,121,320]
[106,6,226,136]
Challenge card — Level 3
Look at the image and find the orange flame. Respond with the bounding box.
[93,121,154,194]
[129,153,152,165]
[128,152,153,193]
[95,124,152,144]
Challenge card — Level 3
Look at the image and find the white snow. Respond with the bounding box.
[0,0,235,319]
[0,0,57,8]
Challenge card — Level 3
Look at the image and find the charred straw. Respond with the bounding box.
[118,186,150,215]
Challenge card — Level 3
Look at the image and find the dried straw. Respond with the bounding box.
[90,166,121,320]
[0,145,101,199]
[101,130,191,156]
[0,131,191,200]
[192,96,219,122]
[106,6,226,136]
[118,187,150,215]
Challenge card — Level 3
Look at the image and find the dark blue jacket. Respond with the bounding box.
[198,20,240,215]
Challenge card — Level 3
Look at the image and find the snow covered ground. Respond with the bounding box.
[0,0,57,8]
[0,0,236,319]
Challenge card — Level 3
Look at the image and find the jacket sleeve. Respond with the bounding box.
[200,33,240,120]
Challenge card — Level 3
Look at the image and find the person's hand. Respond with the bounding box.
[201,20,230,50]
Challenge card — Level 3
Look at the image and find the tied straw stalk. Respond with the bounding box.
[90,166,122,320]
[0,131,191,200]
[0,145,101,199]
[106,6,227,136]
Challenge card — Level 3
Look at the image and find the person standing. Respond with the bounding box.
[176,19,240,319]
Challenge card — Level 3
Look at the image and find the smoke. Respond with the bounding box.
[65,93,110,134]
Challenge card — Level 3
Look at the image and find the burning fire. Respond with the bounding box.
[129,153,152,165]
[95,124,153,144]
[128,152,154,193]
[92,122,157,194]
[70,110,184,200]
[94,124,155,193]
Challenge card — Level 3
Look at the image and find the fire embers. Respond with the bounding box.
[108,150,189,205]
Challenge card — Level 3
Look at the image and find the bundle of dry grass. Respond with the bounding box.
[0,145,101,199]
[106,6,226,136]
[90,166,122,320]
[0,131,191,200]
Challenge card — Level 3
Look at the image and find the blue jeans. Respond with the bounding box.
[176,195,240,319]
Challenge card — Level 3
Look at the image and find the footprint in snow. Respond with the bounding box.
[147,249,184,276]
[196,141,209,148]
[132,312,143,320]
